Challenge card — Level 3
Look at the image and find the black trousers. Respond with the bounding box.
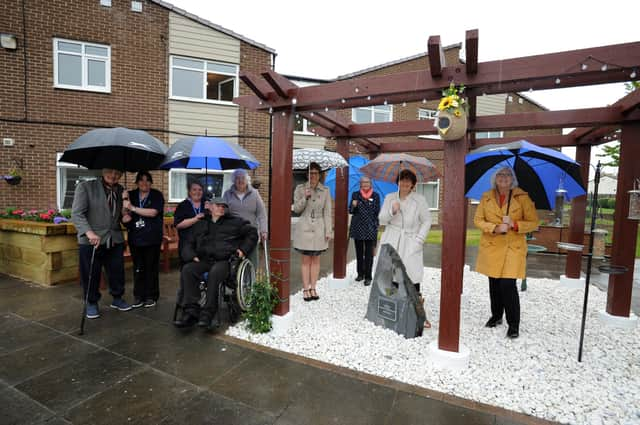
[180,261,230,317]
[79,243,125,304]
[488,277,520,329]
[353,239,376,280]
[130,244,161,302]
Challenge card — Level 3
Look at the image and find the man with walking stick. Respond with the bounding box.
[72,168,132,326]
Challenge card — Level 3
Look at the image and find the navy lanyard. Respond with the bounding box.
[189,199,201,216]
[138,191,149,209]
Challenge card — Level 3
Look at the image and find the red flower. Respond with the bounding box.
[47,209,56,215]
[12,209,24,215]
[39,213,52,221]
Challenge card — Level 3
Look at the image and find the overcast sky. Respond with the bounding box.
[168,0,638,169]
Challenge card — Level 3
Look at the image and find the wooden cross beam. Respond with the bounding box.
[428,36,445,78]
[465,29,479,75]
[235,42,640,113]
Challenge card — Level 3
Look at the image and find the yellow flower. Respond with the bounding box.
[438,96,453,111]
[454,109,462,117]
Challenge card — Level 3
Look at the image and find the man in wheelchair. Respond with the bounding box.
[174,195,258,331]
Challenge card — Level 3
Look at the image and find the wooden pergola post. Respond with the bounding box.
[607,122,640,317]
[270,111,295,315]
[565,144,591,278]
[438,135,469,352]
[333,138,350,279]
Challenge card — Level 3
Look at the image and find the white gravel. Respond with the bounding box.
[227,261,640,425]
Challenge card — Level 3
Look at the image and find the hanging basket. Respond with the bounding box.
[3,176,21,186]
[436,108,468,141]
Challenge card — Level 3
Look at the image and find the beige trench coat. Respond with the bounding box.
[292,182,333,251]
[379,192,431,284]
[474,187,539,279]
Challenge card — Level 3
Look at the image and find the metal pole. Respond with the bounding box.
[578,162,601,362]
[79,245,97,336]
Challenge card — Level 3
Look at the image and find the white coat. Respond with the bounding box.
[378,191,432,284]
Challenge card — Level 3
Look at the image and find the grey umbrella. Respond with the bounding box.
[60,127,167,172]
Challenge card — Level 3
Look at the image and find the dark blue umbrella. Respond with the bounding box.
[325,156,398,200]
[465,140,586,210]
[160,136,259,171]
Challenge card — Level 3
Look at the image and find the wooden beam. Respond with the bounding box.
[346,107,637,139]
[235,42,640,112]
[261,69,297,99]
[565,144,591,279]
[239,72,272,100]
[333,138,349,280]
[377,134,578,153]
[428,35,444,78]
[465,29,478,75]
[607,122,640,317]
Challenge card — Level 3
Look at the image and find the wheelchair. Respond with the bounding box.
[173,256,256,325]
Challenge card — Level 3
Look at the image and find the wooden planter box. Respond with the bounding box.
[0,219,79,286]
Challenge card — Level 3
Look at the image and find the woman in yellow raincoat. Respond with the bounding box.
[474,166,539,339]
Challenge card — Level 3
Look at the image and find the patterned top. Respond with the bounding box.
[349,191,381,240]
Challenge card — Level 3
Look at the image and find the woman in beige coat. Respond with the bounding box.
[293,162,333,301]
[474,166,539,339]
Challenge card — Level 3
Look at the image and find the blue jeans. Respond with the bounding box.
[79,243,125,304]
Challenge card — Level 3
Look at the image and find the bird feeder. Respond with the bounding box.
[554,187,567,226]
[592,229,608,259]
[628,180,640,220]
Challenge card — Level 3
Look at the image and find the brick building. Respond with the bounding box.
[0,0,274,211]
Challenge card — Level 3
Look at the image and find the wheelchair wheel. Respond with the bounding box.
[235,258,255,311]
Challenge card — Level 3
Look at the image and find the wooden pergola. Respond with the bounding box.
[235,30,640,352]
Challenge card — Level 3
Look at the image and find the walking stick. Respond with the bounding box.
[79,245,98,336]
[263,238,270,281]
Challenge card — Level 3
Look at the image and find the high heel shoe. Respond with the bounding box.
[303,289,312,302]
[309,288,319,300]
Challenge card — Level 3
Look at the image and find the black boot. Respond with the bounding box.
[485,317,503,328]
[174,311,198,328]
[506,326,519,339]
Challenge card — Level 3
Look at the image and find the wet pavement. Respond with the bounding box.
[1,242,637,424]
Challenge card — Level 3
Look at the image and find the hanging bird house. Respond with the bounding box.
[628,189,640,220]
[435,83,468,141]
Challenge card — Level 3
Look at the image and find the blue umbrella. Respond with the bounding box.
[160,136,259,171]
[325,156,398,200]
[465,140,586,210]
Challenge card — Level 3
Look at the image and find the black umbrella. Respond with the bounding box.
[60,127,167,172]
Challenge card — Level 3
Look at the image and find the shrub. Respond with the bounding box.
[243,274,279,333]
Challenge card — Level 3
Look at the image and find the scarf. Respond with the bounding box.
[360,188,373,200]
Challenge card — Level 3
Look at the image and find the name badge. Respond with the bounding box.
[135,219,146,229]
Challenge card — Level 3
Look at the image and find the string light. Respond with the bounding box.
[402,102,406,107]
[291,98,297,105]
[268,107,273,114]
[354,87,360,93]
[581,63,588,71]
[422,99,427,104]
[341,99,346,104]
[310,112,314,117]
[601,64,608,71]
[631,69,638,79]
[383,99,388,105]
[367,95,371,100]
[324,106,329,112]
[528,88,533,93]
[555,78,561,84]
[281,112,286,116]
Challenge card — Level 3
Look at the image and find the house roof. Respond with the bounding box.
[150,0,276,54]
[514,92,549,111]
[336,43,462,80]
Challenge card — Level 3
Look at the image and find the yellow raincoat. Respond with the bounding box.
[474,187,539,279]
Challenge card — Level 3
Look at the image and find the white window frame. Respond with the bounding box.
[56,153,101,209]
[351,104,393,123]
[169,55,239,106]
[476,131,504,139]
[53,38,111,93]
[167,168,234,203]
[294,114,314,134]
[418,108,440,140]
[416,179,440,211]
